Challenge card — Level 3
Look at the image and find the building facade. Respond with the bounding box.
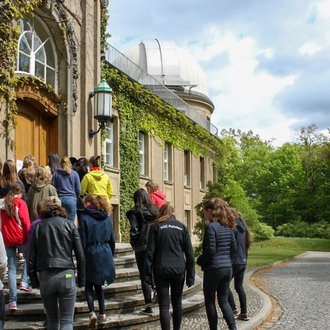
[0,1,222,243]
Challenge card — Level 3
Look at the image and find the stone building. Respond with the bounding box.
[0,1,222,242]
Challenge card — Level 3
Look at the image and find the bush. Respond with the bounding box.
[254,222,275,241]
[275,221,330,239]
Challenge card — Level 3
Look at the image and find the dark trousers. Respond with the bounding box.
[135,250,152,304]
[203,268,237,330]
[85,282,105,314]
[228,264,247,314]
[154,274,185,330]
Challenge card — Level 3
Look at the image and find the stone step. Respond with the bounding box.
[6,276,202,320]
[5,293,205,329]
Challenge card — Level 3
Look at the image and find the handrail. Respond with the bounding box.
[105,44,218,136]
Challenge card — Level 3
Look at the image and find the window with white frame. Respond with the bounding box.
[164,143,172,181]
[184,150,191,186]
[139,131,147,176]
[200,157,205,190]
[16,15,57,89]
[104,122,114,167]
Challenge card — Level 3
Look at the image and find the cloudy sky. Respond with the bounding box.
[107,0,330,146]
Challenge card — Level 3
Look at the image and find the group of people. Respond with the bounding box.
[0,152,251,330]
[127,187,251,330]
[0,154,115,329]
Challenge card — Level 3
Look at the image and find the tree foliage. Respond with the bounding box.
[217,125,329,238]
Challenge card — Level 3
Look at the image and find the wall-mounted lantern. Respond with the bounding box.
[89,79,112,138]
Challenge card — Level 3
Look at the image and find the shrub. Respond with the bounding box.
[254,222,275,241]
[275,221,330,239]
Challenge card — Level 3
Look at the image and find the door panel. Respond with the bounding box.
[15,101,57,166]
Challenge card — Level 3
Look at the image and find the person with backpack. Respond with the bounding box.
[126,188,159,315]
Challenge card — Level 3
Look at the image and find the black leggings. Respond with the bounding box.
[154,274,185,330]
[85,282,105,314]
[228,264,247,314]
[203,268,236,330]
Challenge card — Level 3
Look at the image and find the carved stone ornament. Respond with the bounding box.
[100,0,109,9]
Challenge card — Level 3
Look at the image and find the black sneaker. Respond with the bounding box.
[140,306,153,315]
[238,313,250,321]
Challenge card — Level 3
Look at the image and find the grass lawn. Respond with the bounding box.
[248,236,330,269]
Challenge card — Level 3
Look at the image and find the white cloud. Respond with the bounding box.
[107,0,330,145]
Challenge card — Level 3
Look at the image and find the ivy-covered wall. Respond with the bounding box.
[103,65,223,241]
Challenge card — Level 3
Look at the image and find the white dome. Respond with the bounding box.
[124,39,209,97]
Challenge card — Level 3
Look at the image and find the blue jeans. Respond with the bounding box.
[39,268,76,330]
[60,197,77,223]
[203,268,237,330]
[228,264,247,314]
[5,245,29,304]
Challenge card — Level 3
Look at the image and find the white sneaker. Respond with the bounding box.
[97,314,107,323]
[89,311,97,328]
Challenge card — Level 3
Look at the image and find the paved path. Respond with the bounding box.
[124,269,262,329]
[256,251,330,330]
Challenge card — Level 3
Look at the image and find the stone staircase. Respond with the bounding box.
[4,243,204,329]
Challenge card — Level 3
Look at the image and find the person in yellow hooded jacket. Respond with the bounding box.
[80,156,113,202]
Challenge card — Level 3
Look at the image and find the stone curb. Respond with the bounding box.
[238,269,272,330]
[238,252,310,330]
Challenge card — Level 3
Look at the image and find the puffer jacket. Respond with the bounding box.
[197,221,237,271]
[28,216,85,288]
[80,170,113,201]
[126,206,157,252]
[232,217,248,265]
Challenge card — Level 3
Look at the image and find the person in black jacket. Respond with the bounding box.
[147,203,195,330]
[227,210,252,321]
[126,188,159,315]
[28,196,85,329]
[197,198,237,330]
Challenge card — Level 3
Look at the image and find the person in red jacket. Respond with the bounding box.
[0,181,31,310]
[145,180,167,208]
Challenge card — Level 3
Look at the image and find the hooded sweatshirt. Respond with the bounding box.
[1,197,30,247]
[149,189,166,208]
[52,168,81,199]
[80,170,113,201]
[232,217,248,265]
[27,180,57,221]
[126,206,158,252]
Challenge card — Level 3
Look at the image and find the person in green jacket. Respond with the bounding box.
[80,156,113,202]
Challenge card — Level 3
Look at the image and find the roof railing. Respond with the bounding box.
[105,44,218,136]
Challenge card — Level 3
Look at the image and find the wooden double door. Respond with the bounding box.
[15,101,58,167]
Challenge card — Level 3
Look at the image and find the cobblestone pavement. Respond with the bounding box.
[256,251,330,330]
[124,269,262,330]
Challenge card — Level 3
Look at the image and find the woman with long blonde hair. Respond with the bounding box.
[52,156,81,222]
[197,198,237,330]
[147,203,195,330]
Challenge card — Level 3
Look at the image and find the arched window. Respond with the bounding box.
[16,15,57,90]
